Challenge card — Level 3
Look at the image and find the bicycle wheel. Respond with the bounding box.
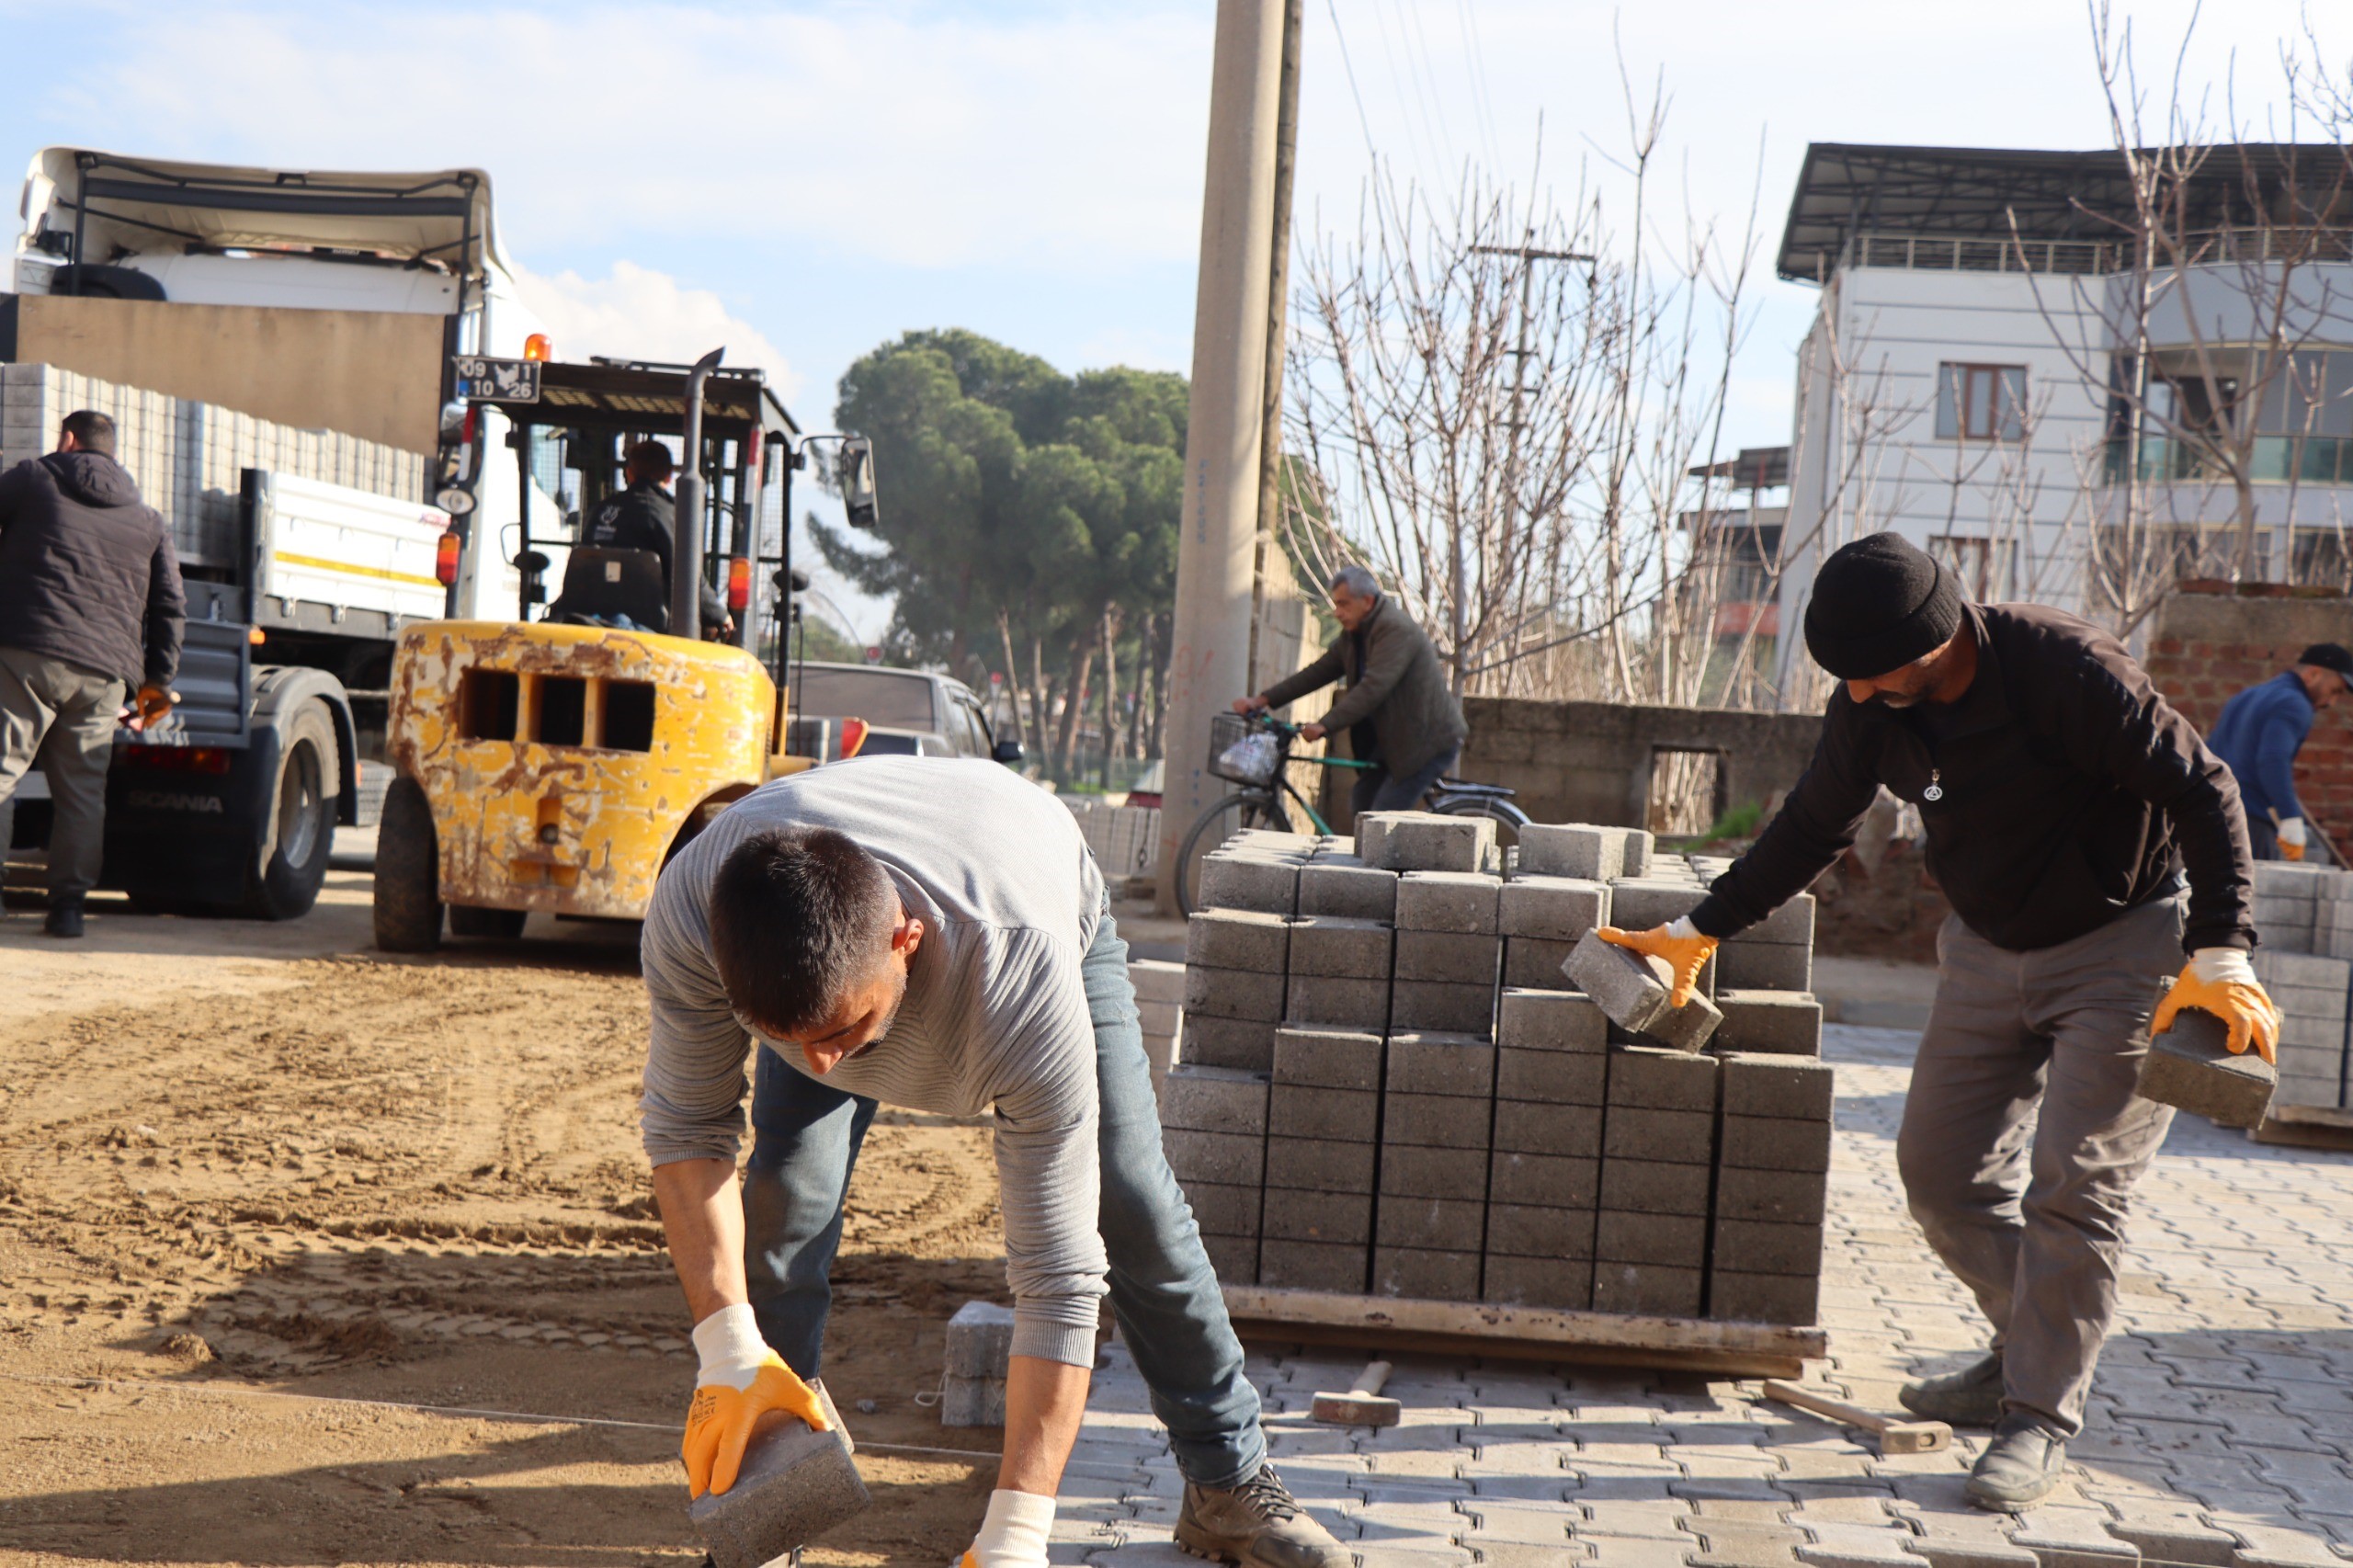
[1433,793,1530,858]
[1175,790,1292,915]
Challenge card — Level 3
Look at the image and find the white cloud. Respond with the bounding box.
[513,260,800,400]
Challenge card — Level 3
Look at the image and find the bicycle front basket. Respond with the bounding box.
[1208,712,1280,787]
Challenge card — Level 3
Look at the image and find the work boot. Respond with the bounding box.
[1967,1414,2069,1513]
[43,898,85,939]
[1176,1462,1349,1567]
[1900,1351,2004,1426]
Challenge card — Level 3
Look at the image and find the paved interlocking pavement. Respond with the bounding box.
[1056,1025,2353,1566]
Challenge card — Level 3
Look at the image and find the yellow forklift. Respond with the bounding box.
[371,350,878,949]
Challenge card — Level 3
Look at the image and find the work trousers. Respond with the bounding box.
[1896,894,2183,1437]
[0,645,125,903]
[1350,744,1461,815]
[739,912,1268,1490]
[2247,818,2281,861]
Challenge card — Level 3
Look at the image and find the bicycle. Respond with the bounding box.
[1174,711,1531,915]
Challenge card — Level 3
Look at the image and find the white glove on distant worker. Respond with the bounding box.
[2278,816,2309,861]
[957,1489,1054,1568]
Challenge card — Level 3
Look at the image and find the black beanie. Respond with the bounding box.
[1802,532,1963,680]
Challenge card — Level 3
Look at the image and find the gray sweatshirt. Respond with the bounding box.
[639,756,1109,1366]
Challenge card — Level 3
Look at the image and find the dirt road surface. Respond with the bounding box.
[0,848,1018,1566]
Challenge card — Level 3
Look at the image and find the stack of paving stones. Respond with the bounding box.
[1125,958,1184,1085]
[1163,813,1832,1325]
[2249,861,2353,1114]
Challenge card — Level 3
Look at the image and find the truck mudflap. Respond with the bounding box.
[387,620,774,920]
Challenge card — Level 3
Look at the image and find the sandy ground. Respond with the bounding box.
[0,840,1013,1567]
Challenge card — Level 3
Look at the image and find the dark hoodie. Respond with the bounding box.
[0,451,185,687]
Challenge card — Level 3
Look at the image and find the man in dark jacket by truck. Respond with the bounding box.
[1599,533,2275,1513]
[583,440,732,638]
[0,411,185,937]
[1238,565,1468,812]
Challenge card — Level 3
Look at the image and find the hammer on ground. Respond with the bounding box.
[1311,1360,1399,1426]
[1762,1379,1949,1455]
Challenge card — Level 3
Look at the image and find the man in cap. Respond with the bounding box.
[2204,642,2353,861]
[1597,532,2276,1512]
[582,440,732,637]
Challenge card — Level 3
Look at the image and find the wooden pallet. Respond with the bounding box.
[2251,1100,2353,1151]
[1221,1284,1825,1377]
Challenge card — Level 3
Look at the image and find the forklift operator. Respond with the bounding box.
[585,440,733,638]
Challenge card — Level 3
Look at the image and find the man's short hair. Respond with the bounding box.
[709,825,900,1036]
[60,410,116,456]
[625,439,676,482]
[1329,564,1381,599]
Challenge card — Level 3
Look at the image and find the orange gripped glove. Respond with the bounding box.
[1597,919,1719,1008]
[2152,949,2281,1066]
[682,1303,829,1499]
[131,684,176,732]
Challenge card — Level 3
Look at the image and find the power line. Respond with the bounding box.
[1324,0,1381,163]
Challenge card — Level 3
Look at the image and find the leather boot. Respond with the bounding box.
[1967,1414,2069,1512]
[1900,1351,2004,1426]
[1176,1463,1349,1567]
[43,897,85,938]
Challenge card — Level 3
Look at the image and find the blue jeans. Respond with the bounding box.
[741,912,1267,1489]
[1351,743,1461,814]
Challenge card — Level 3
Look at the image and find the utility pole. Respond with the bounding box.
[1158,0,1297,911]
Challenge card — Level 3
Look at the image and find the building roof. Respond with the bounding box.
[1777,142,2352,282]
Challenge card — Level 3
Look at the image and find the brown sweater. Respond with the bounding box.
[1691,603,2256,954]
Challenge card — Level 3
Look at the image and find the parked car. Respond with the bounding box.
[790,662,1022,764]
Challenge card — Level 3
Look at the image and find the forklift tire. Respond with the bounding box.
[449,904,528,939]
[374,775,443,953]
[237,700,337,920]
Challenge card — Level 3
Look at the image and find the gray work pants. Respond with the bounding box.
[0,645,126,903]
[1895,894,2183,1437]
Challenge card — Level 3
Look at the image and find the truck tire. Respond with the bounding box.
[237,700,337,919]
[449,903,528,938]
[374,775,443,952]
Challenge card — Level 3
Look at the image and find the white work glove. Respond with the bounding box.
[2278,816,2308,861]
[681,1303,828,1499]
[1666,915,1701,940]
[2188,948,2259,988]
[956,1489,1054,1568]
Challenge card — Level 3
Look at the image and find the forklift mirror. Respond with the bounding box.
[992,740,1026,768]
[773,566,813,594]
[439,399,470,437]
[839,437,880,528]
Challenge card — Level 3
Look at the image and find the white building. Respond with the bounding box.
[1772,142,2353,694]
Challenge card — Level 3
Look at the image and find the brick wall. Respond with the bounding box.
[2143,588,2353,852]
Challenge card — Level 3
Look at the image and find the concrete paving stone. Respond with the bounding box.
[1396,869,1505,933]
[1380,1195,1490,1251]
[1381,813,1499,875]
[1519,824,1629,881]
[1483,1253,1596,1309]
[1502,876,1613,941]
[1275,1024,1385,1089]
[1165,1127,1266,1187]
[1269,1081,1380,1142]
[1384,1091,1497,1148]
[1485,1202,1600,1259]
[1604,1107,1720,1159]
[1299,859,1402,921]
[1714,991,1827,1057]
[1502,1045,1612,1105]
[1610,881,1711,929]
[1600,1157,1714,1214]
[1572,931,1688,1031]
[1506,937,1583,988]
[1392,980,1500,1037]
[1285,972,1393,1030]
[1266,1135,1376,1192]
[1381,1142,1494,1199]
[1790,1521,1926,1568]
[1285,915,1396,979]
[1491,1150,1603,1209]
[2006,1506,2142,1568]
[1597,1210,1709,1267]
[1582,1539,1699,1568]
[1720,1115,1835,1174]
[1199,853,1301,915]
[1389,1030,1501,1096]
[1264,1187,1375,1245]
[2206,1520,2352,1568]
[1198,1231,1258,1282]
[1710,1270,1822,1326]
[1157,1064,1270,1131]
[1713,1219,1827,1276]
[1373,1245,1483,1301]
[1130,958,1187,1004]
[1461,1498,1583,1545]
[1582,1499,1704,1538]
[1178,1013,1277,1071]
[1612,1047,1726,1110]
[1715,1168,1832,1225]
[1719,941,1814,994]
[1502,988,1611,1051]
[1187,908,1293,972]
[1721,1055,1840,1120]
[1592,1260,1704,1317]
[1743,894,1818,947]
[1396,929,1504,984]
[1179,1180,1265,1237]
[2138,1011,2278,1130]
[1185,964,1287,1021]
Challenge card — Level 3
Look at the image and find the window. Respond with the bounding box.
[1935,363,2029,441]
[793,668,939,730]
[1928,535,2013,599]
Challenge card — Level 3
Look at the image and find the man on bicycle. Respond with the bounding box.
[1234,565,1467,813]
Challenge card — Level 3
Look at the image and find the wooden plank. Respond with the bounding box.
[1221,1284,1824,1377]
[2250,1111,2353,1151]
[2268,1101,2353,1130]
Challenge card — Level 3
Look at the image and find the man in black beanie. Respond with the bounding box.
[1598,531,2276,1512]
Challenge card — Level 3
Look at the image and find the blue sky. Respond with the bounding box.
[0,0,2336,638]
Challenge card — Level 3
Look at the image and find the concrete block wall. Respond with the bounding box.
[1063,796,1162,879]
[1164,812,1830,1324]
[2246,862,2353,1113]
